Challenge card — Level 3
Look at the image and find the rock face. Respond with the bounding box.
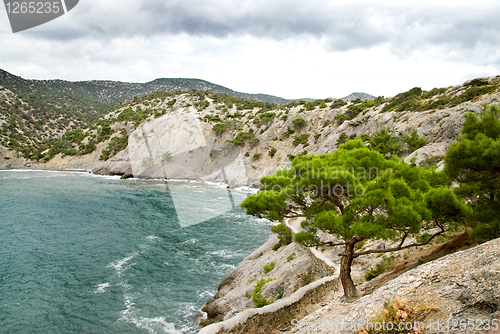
[286,237,500,334]
[86,88,500,186]
[11,77,497,185]
[200,235,334,327]
[0,145,26,168]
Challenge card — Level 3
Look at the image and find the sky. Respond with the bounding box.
[0,0,499,100]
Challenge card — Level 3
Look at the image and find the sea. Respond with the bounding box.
[0,170,272,334]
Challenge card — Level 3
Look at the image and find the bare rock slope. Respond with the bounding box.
[88,77,500,186]
[285,236,500,334]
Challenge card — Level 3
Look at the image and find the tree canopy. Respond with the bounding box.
[445,104,500,241]
[242,139,468,299]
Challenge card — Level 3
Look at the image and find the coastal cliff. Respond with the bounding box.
[12,76,498,187]
[197,234,499,334]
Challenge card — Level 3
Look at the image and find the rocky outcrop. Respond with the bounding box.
[197,236,499,334]
[90,147,132,176]
[0,145,26,168]
[200,275,340,334]
[200,235,335,327]
[285,237,500,334]
[86,86,500,186]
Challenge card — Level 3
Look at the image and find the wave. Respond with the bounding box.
[93,282,110,294]
[107,253,138,276]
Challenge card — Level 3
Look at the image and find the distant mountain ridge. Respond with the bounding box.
[1,68,374,105]
[341,92,376,101]
[34,77,292,104]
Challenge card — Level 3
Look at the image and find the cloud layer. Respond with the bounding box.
[0,0,498,98]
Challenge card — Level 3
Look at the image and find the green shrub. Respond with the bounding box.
[245,151,250,157]
[404,129,427,152]
[369,129,404,156]
[62,129,84,143]
[292,118,306,129]
[365,255,394,281]
[331,99,347,109]
[360,133,371,142]
[271,222,292,250]
[292,134,309,147]
[229,131,253,146]
[281,126,295,139]
[269,147,277,157]
[161,151,172,161]
[204,114,222,122]
[249,137,260,146]
[382,87,422,112]
[337,132,348,146]
[468,78,489,87]
[449,85,498,106]
[420,154,438,167]
[99,135,128,161]
[253,153,262,160]
[422,87,447,99]
[345,99,375,119]
[212,122,229,134]
[334,113,346,123]
[263,261,275,274]
[252,278,273,308]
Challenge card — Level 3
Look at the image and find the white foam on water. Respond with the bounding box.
[180,238,197,245]
[107,253,138,276]
[197,289,216,300]
[118,281,133,292]
[121,294,181,334]
[94,282,110,294]
[146,235,159,241]
[85,173,122,180]
[206,249,243,259]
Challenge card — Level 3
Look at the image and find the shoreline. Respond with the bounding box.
[0,166,90,173]
[1,166,259,192]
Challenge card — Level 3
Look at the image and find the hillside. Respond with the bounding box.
[0,69,120,155]
[2,75,497,182]
[0,68,379,160]
[35,77,292,104]
[341,92,376,101]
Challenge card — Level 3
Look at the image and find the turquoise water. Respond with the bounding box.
[0,170,272,334]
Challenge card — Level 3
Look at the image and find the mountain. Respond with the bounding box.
[341,92,376,101]
[34,77,292,104]
[0,67,375,156]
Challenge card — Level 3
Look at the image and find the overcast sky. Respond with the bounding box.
[0,0,499,99]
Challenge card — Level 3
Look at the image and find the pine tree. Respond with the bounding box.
[242,139,468,299]
[445,104,500,241]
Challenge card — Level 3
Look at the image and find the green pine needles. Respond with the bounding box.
[445,104,500,242]
[242,138,469,299]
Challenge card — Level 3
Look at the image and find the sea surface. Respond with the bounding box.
[0,170,272,334]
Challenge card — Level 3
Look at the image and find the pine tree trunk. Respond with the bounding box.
[340,237,360,300]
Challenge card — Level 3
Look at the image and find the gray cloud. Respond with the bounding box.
[1,0,498,98]
[30,0,498,67]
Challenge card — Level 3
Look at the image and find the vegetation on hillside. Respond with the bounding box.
[3,69,499,173]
